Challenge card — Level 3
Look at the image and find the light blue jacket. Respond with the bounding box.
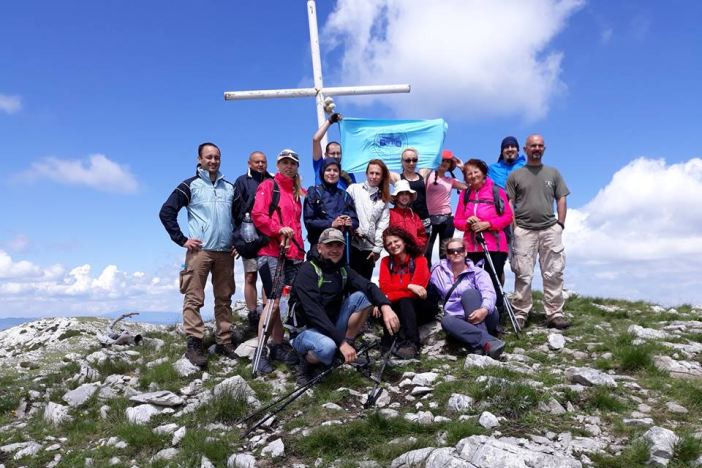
[487,154,526,189]
[159,166,235,251]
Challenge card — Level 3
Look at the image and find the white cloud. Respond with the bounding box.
[563,157,702,306]
[600,27,613,44]
[20,154,139,194]
[0,94,21,114]
[323,0,585,120]
[0,250,252,318]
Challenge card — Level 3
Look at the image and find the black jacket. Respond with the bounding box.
[232,169,274,226]
[291,249,390,345]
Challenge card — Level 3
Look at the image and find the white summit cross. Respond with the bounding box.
[224,0,410,147]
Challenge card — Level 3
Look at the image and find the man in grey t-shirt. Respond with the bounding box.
[506,134,570,330]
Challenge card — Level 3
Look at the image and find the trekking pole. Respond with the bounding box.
[344,226,351,264]
[475,233,521,337]
[363,336,398,409]
[252,238,289,377]
[242,341,376,435]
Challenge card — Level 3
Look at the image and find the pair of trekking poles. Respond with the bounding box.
[242,337,398,435]
[475,232,521,337]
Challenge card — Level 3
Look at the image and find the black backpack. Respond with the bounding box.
[233,181,282,259]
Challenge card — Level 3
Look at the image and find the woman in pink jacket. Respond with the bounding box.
[454,159,513,310]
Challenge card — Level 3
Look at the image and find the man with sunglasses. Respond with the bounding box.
[312,113,357,189]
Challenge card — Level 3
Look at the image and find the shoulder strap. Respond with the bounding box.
[310,260,347,289]
[443,272,469,305]
[492,185,504,215]
[268,181,280,217]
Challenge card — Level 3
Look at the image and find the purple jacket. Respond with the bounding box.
[430,259,496,317]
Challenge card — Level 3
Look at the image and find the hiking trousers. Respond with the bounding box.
[441,289,499,351]
[510,223,565,320]
[180,249,235,344]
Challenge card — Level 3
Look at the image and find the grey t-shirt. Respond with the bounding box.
[506,164,569,230]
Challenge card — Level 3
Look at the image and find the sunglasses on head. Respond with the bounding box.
[446,247,465,255]
[403,158,418,163]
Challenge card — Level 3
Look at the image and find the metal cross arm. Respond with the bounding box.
[224,84,410,101]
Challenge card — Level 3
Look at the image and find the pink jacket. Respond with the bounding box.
[252,173,305,261]
[454,177,513,253]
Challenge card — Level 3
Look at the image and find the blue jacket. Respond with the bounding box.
[304,159,359,245]
[487,154,526,190]
[159,166,235,251]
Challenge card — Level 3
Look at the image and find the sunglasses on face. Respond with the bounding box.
[446,247,465,255]
[403,158,418,163]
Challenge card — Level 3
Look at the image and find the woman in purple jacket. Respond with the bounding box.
[429,238,505,359]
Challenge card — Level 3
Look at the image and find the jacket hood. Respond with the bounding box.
[319,158,342,190]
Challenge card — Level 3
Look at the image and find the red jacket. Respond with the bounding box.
[389,207,428,252]
[252,173,305,261]
[379,255,430,302]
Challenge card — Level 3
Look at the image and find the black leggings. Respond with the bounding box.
[426,216,455,265]
[383,297,439,347]
[467,251,507,309]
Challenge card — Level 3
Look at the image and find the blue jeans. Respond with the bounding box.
[291,291,371,365]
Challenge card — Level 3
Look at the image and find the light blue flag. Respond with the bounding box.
[339,118,448,173]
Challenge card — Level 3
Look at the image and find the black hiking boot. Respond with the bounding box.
[215,342,237,359]
[185,336,208,367]
[253,346,274,375]
[295,356,316,386]
[246,309,260,336]
[269,342,299,366]
[393,342,419,360]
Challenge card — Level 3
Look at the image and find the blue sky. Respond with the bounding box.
[1,0,701,318]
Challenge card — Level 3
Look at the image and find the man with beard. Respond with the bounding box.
[506,134,570,330]
[289,228,400,384]
[488,136,526,189]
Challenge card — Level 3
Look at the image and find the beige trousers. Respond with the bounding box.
[180,249,235,343]
[511,223,565,320]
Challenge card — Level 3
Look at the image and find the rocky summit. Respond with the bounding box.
[0,295,701,467]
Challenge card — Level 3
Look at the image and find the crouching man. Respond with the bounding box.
[289,228,400,384]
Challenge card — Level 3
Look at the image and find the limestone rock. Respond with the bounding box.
[62,383,99,407]
[478,411,499,429]
[126,404,161,424]
[152,448,179,462]
[665,402,688,414]
[642,426,678,466]
[172,426,187,445]
[411,372,439,386]
[154,423,179,435]
[455,435,582,467]
[447,393,474,414]
[425,447,470,467]
[261,438,284,458]
[565,367,617,387]
[628,325,669,340]
[44,402,73,425]
[391,447,436,467]
[129,390,184,407]
[173,357,200,377]
[653,355,702,379]
[464,354,502,369]
[538,398,566,415]
[213,375,260,408]
[547,333,566,350]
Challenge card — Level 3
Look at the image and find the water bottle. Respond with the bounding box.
[279,285,292,323]
[241,212,258,243]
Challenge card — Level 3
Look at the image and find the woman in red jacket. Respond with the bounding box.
[378,226,437,359]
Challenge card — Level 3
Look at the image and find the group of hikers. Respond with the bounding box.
[159,113,570,385]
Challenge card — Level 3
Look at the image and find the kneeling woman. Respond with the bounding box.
[429,238,505,359]
[378,226,438,359]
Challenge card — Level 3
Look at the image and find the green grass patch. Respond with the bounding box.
[177,428,237,466]
[672,433,702,465]
[195,388,249,424]
[93,358,134,377]
[292,412,439,465]
[139,361,182,392]
[57,329,83,340]
[115,422,169,455]
[582,386,627,413]
[590,439,650,467]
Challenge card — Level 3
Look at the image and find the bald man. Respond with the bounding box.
[506,134,570,330]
